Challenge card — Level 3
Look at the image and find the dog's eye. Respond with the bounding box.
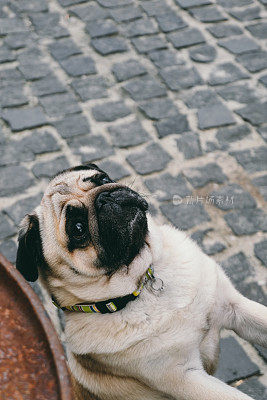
[73,222,86,238]
[102,176,110,184]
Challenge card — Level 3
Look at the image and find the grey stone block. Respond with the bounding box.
[110,6,142,22]
[39,92,81,117]
[252,175,267,201]
[229,7,261,21]
[207,23,243,38]
[219,36,259,55]
[29,12,69,39]
[176,132,202,159]
[71,76,108,101]
[49,38,81,60]
[156,13,187,33]
[184,89,221,109]
[221,252,254,285]
[141,0,171,16]
[126,143,171,175]
[53,114,90,138]
[1,106,47,131]
[236,50,267,73]
[231,145,267,172]
[246,22,267,39]
[216,84,258,104]
[0,85,28,107]
[139,98,177,120]
[59,55,96,77]
[155,113,189,138]
[108,120,149,147]
[0,165,33,197]
[22,131,60,154]
[0,17,28,34]
[145,173,191,201]
[69,3,109,22]
[216,125,251,144]
[160,66,203,90]
[259,74,267,87]
[122,18,158,37]
[97,0,133,7]
[97,160,130,181]
[5,193,43,226]
[91,36,128,55]
[215,337,260,383]
[132,35,167,53]
[189,6,227,23]
[149,49,184,69]
[167,28,205,49]
[239,378,267,400]
[198,104,235,130]
[160,203,210,230]
[218,0,252,7]
[254,240,267,267]
[209,62,249,85]
[123,76,166,101]
[0,213,17,239]
[92,101,131,122]
[85,19,118,38]
[189,45,216,63]
[31,75,66,97]
[68,135,114,163]
[0,240,17,264]
[236,103,267,126]
[112,59,146,81]
[224,209,267,235]
[183,163,227,188]
[175,0,212,8]
[32,156,70,179]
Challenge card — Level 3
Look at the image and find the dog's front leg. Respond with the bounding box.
[218,269,267,347]
[147,368,254,400]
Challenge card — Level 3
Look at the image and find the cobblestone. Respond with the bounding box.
[32,156,70,178]
[92,101,131,122]
[1,106,47,131]
[71,76,108,100]
[108,120,149,147]
[215,336,260,383]
[126,143,171,175]
[123,75,166,100]
[183,163,227,188]
[145,173,191,201]
[112,59,146,81]
[208,62,249,85]
[224,209,267,235]
[254,240,267,267]
[198,104,235,129]
[0,0,266,393]
[167,28,205,49]
[53,114,90,138]
[189,45,217,63]
[160,203,210,230]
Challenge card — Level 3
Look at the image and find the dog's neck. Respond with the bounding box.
[43,216,163,308]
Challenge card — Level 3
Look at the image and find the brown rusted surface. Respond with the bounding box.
[0,253,72,400]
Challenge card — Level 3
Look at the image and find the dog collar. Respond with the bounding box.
[52,265,161,314]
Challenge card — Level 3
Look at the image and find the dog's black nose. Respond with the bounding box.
[95,189,148,211]
[96,191,113,207]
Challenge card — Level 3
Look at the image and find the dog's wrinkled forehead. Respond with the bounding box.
[44,164,109,200]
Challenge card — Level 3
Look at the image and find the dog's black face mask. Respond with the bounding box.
[95,187,148,274]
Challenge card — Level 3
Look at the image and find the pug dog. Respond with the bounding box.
[16,163,267,400]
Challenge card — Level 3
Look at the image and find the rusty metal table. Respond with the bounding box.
[0,253,72,400]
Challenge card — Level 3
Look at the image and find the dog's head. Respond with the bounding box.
[16,164,148,285]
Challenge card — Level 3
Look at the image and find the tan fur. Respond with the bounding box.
[23,168,267,400]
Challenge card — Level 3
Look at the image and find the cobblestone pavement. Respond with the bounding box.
[0,0,266,396]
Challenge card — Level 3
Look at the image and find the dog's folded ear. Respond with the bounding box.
[16,214,43,282]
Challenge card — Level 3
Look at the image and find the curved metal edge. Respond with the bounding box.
[0,252,73,400]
